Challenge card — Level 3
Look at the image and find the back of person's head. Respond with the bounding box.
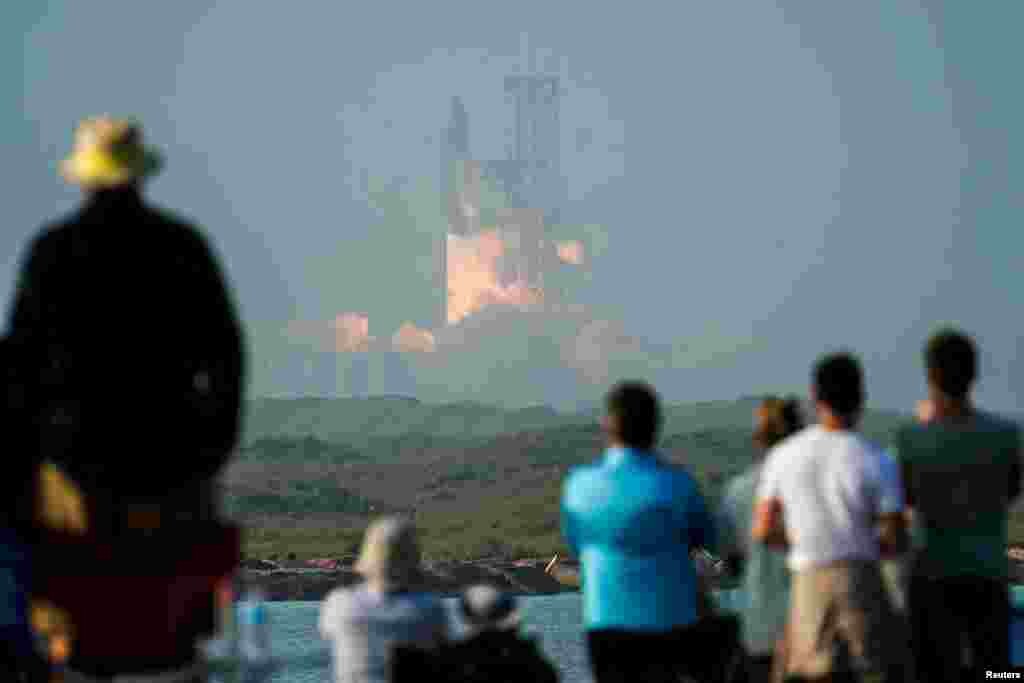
[754,396,804,450]
[355,515,423,592]
[605,381,662,450]
[812,352,864,422]
[60,116,163,193]
[460,584,520,636]
[924,328,976,400]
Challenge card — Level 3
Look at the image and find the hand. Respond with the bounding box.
[916,399,935,424]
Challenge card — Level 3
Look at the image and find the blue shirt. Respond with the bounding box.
[561,447,715,632]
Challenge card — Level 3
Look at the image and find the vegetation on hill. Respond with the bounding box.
[226,478,376,517]
[242,396,583,447]
[230,397,1022,559]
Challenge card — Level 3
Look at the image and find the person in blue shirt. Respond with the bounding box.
[560,381,716,683]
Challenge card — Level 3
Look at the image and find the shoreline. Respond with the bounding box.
[243,559,580,601]
[245,551,1024,602]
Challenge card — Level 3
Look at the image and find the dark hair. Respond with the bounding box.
[606,381,662,450]
[925,328,976,399]
[813,352,864,418]
[755,396,804,449]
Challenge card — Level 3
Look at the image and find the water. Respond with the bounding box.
[264,594,590,683]
[263,590,1024,683]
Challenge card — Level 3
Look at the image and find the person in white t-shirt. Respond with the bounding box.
[751,352,911,683]
[319,516,448,683]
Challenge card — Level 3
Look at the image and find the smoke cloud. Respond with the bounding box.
[556,240,586,266]
[446,231,544,324]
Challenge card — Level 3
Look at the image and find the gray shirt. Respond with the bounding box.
[718,464,791,655]
[319,585,448,683]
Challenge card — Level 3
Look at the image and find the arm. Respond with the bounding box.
[544,555,581,588]
[751,499,789,550]
[877,451,909,557]
[318,595,337,641]
[714,487,745,577]
[878,512,908,557]
[752,457,789,550]
[892,432,915,509]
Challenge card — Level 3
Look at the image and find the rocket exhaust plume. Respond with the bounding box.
[556,240,585,266]
[446,230,544,325]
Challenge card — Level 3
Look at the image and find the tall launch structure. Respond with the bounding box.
[441,96,471,225]
[439,54,565,326]
[502,73,562,225]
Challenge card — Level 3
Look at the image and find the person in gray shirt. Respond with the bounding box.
[717,396,802,683]
[319,517,448,683]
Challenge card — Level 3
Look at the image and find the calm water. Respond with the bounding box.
[262,593,591,683]
[263,591,1024,683]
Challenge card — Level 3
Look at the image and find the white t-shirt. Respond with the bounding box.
[756,425,904,572]
[319,585,448,683]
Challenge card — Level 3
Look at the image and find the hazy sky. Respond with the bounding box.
[8,1,1021,411]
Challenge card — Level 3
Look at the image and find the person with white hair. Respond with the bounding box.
[319,516,448,683]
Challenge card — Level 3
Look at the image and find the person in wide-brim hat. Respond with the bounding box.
[59,116,163,189]
[354,516,427,592]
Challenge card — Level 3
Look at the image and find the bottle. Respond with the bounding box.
[236,584,272,682]
[199,577,239,683]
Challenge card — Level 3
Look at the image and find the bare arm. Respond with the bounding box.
[751,499,789,550]
[877,511,909,557]
[544,554,581,588]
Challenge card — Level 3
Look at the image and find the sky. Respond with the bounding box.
[8,0,1022,411]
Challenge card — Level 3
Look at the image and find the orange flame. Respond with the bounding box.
[392,322,436,353]
[556,240,585,266]
[446,230,544,324]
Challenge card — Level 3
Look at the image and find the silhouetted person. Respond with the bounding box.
[717,396,803,683]
[7,116,245,680]
[895,329,1021,682]
[752,353,910,683]
[560,381,716,683]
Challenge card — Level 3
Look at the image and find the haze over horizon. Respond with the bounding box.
[8,1,1021,412]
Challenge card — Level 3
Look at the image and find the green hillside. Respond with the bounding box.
[242,397,585,446]
[243,396,904,446]
[230,396,940,560]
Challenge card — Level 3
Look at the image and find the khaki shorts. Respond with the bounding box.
[787,561,911,680]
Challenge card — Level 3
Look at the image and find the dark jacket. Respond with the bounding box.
[6,188,245,499]
[394,630,559,683]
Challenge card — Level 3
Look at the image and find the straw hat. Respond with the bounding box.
[354,516,424,591]
[459,584,521,635]
[60,116,163,188]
